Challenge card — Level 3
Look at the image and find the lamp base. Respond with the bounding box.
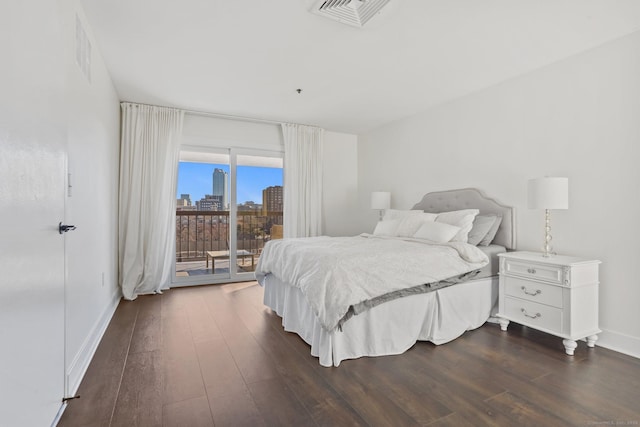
[542,209,555,257]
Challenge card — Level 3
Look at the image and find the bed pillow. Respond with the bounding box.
[467,214,498,246]
[478,215,503,246]
[382,209,423,222]
[413,221,461,243]
[394,212,438,237]
[373,219,401,237]
[435,209,479,243]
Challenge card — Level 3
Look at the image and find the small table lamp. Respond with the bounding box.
[371,191,391,221]
[528,177,568,257]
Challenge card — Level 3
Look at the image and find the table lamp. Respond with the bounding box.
[371,191,391,221]
[528,177,568,257]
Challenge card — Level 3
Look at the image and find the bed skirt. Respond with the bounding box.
[261,273,498,367]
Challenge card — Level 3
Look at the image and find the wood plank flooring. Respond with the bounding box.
[59,281,640,427]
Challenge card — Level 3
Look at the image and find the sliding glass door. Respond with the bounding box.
[234,153,283,277]
[174,147,282,285]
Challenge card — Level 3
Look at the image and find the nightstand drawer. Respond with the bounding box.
[504,276,563,308]
[504,297,562,333]
[503,259,564,285]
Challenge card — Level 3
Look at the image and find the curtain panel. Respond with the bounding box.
[282,123,324,238]
[119,103,184,300]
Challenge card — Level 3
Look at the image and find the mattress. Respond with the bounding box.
[477,244,507,278]
[262,273,499,367]
[256,234,490,332]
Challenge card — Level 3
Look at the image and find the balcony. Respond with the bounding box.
[175,210,283,277]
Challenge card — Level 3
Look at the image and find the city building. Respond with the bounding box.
[176,193,192,210]
[238,201,262,212]
[262,185,283,215]
[212,168,228,210]
[196,194,223,211]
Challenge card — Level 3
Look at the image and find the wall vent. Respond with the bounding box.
[75,15,92,83]
[311,0,392,28]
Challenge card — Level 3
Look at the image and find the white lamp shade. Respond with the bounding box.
[528,177,569,209]
[371,191,391,210]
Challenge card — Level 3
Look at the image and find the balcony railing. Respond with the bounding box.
[176,210,283,263]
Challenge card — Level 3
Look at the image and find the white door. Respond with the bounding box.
[0,2,68,425]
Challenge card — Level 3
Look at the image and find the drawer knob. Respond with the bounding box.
[521,286,541,296]
[521,308,541,319]
[527,268,537,274]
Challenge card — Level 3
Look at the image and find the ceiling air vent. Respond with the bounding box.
[312,0,392,28]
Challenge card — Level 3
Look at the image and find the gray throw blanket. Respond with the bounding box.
[337,269,481,330]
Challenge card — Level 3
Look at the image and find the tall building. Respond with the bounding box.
[212,168,228,210]
[262,185,283,215]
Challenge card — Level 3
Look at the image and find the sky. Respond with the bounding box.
[176,162,283,204]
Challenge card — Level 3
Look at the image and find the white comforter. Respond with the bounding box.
[255,234,488,332]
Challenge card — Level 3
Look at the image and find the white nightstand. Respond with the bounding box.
[496,251,601,355]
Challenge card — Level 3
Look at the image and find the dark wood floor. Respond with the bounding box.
[59,281,640,427]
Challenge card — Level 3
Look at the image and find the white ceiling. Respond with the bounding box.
[81,0,640,134]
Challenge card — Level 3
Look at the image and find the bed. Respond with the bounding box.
[256,188,516,367]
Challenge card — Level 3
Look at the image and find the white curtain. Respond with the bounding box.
[282,123,324,238]
[119,103,184,300]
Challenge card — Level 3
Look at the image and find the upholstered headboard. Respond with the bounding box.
[411,188,516,250]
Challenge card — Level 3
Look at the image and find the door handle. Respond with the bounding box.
[59,222,77,234]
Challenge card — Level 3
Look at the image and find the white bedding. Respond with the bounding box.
[255,234,489,332]
[262,273,498,367]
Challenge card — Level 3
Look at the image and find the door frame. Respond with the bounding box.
[172,144,283,287]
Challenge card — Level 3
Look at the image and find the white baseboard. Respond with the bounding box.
[597,328,640,359]
[51,402,67,427]
[65,288,122,397]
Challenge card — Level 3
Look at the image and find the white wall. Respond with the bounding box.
[323,131,358,236]
[61,0,122,396]
[182,115,358,237]
[358,31,640,358]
